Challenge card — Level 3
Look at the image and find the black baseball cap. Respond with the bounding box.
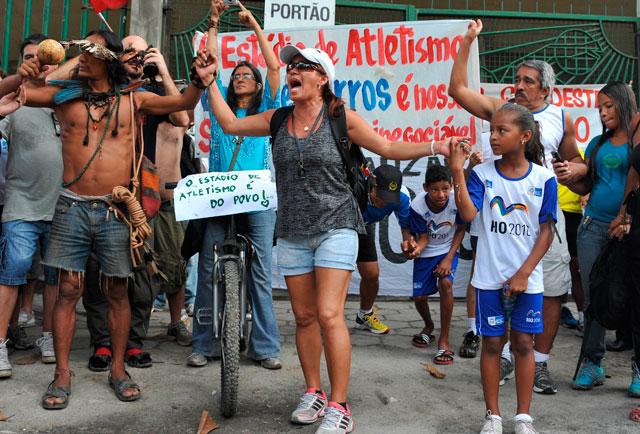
[374,165,402,204]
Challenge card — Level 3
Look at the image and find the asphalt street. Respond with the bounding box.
[1,290,639,433]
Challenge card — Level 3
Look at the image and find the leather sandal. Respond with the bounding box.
[42,369,74,410]
[108,370,141,402]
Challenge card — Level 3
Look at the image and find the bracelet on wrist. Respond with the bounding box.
[208,20,219,30]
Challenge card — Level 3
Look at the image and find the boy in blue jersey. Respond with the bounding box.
[355,165,415,334]
[409,165,466,364]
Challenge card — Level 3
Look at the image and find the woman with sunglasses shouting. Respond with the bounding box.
[188,0,283,370]
[206,41,468,433]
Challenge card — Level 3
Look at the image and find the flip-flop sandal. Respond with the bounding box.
[412,333,435,348]
[42,381,71,410]
[88,346,112,372]
[434,349,455,365]
[125,350,152,369]
[631,407,640,422]
[108,371,141,402]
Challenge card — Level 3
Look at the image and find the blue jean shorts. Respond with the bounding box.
[43,195,133,278]
[0,220,57,286]
[277,228,358,276]
[475,288,543,337]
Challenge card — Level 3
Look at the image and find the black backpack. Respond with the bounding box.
[270,105,371,213]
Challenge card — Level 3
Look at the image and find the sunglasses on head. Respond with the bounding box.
[231,73,255,81]
[286,61,322,73]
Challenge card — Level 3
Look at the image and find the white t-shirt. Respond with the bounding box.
[467,161,558,294]
[409,191,464,257]
[533,103,564,170]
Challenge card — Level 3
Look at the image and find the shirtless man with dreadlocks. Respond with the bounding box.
[0,29,217,409]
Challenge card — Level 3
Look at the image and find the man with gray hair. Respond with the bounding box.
[449,19,587,402]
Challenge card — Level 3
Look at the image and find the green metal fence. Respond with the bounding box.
[167,0,640,89]
[0,0,129,73]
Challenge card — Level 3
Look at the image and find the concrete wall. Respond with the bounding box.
[128,0,165,49]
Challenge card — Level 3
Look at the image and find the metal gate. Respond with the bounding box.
[0,0,129,73]
[166,0,640,89]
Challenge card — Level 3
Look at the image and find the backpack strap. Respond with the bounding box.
[327,105,354,184]
[270,105,294,141]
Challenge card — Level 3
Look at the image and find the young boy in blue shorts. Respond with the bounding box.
[408,165,466,365]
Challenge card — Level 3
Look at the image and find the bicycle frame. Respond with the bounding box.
[196,214,254,341]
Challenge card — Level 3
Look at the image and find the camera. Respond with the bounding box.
[223,0,238,5]
[131,45,159,79]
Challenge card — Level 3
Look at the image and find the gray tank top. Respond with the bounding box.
[272,111,365,238]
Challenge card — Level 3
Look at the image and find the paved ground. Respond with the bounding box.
[1,291,639,434]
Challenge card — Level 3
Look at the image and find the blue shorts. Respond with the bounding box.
[412,252,459,297]
[475,289,543,337]
[0,220,57,286]
[277,228,358,276]
[43,195,133,278]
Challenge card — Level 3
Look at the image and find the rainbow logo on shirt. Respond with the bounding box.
[490,196,528,216]
[427,221,453,233]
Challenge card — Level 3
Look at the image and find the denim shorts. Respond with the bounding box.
[43,195,133,278]
[277,228,358,276]
[0,220,57,286]
[475,289,543,337]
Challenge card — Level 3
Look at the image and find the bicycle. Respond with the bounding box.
[166,181,253,418]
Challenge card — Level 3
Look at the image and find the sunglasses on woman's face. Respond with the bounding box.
[286,61,321,73]
[231,73,255,81]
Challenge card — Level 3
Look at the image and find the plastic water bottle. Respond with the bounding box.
[501,284,517,319]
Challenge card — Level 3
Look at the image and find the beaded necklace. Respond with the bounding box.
[63,93,121,188]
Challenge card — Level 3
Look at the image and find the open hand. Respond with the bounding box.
[0,87,25,116]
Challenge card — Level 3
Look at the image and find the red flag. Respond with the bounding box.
[89,0,130,13]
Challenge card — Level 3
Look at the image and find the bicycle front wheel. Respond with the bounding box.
[221,260,240,418]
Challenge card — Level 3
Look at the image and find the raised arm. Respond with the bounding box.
[137,49,216,115]
[449,139,477,222]
[206,0,223,60]
[143,48,190,127]
[448,20,504,122]
[237,1,280,99]
[344,109,468,160]
[207,75,273,137]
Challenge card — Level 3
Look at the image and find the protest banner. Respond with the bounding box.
[482,83,604,150]
[173,170,277,221]
[264,0,335,30]
[193,20,480,296]
[193,20,481,158]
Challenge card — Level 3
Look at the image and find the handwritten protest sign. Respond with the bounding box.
[193,20,481,157]
[173,170,277,221]
[482,83,603,150]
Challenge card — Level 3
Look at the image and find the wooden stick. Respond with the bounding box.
[97,12,114,32]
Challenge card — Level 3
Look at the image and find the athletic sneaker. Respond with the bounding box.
[291,389,327,424]
[629,359,640,398]
[480,411,502,434]
[572,358,605,390]
[18,309,36,328]
[36,333,56,364]
[187,353,208,367]
[316,402,354,434]
[459,330,480,358]
[559,306,578,328]
[355,308,390,334]
[167,321,192,346]
[7,325,34,350]
[0,339,11,378]
[499,357,514,386]
[533,361,557,394]
[514,419,539,434]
